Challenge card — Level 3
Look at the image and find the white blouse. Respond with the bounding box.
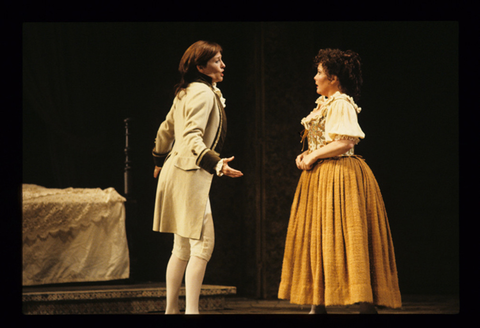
[301,91,365,156]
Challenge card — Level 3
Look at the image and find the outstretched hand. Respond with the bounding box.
[222,156,243,178]
[153,157,243,178]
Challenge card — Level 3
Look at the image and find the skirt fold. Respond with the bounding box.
[278,156,401,308]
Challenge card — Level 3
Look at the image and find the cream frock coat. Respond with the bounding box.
[152,80,226,240]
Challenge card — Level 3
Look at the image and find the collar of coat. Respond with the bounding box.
[193,73,214,88]
[192,73,226,109]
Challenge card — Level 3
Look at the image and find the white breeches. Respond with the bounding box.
[172,198,215,262]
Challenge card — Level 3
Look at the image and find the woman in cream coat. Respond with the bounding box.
[152,41,243,314]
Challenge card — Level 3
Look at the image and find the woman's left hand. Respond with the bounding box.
[300,153,316,170]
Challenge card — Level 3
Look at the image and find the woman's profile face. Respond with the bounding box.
[314,64,338,97]
[314,64,331,95]
[197,52,225,83]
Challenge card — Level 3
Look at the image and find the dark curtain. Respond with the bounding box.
[23,23,124,189]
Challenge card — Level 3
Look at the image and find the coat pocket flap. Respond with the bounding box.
[174,156,200,171]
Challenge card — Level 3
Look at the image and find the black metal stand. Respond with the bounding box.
[124,118,133,199]
[124,118,138,283]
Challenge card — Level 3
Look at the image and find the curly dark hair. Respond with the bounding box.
[313,48,363,101]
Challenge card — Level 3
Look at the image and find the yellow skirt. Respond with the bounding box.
[278,155,402,308]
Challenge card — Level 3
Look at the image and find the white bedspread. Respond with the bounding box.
[22,184,130,286]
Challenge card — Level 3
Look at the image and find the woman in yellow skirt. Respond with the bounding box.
[278,49,401,314]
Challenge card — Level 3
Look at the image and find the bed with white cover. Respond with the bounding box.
[22,184,130,286]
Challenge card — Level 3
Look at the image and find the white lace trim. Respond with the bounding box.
[302,91,362,126]
[213,83,226,108]
[215,158,225,176]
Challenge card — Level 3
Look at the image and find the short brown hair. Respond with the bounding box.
[175,40,223,96]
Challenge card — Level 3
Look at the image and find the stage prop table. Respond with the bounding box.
[22,184,130,286]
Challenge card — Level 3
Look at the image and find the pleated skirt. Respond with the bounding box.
[278,155,402,308]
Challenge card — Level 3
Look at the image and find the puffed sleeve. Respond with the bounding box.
[325,99,365,144]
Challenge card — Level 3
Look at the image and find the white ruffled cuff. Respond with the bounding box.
[215,159,225,176]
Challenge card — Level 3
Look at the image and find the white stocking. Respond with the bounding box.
[184,256,208,314]
[165,254,188,314]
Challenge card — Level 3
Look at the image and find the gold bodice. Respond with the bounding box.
[300,92,365,157]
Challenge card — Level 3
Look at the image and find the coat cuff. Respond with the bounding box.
[197,149,221,174]
[152,148,169,167]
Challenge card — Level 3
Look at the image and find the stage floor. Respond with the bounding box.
[23,284,460,315]
[197,294,459,315]
[22,282,459,315]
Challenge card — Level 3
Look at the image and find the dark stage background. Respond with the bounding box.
[22,22,459,299]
